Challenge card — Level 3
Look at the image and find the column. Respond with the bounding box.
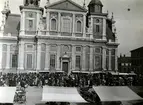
[20,11,25,35]
[83,14,86,38]
[90,17,93,39]
[58,12,61,36]
[102,47,106,71]
[46,11,50,36]
[82,46,86,71]
[102,18,107,40]
[72,45,75,70]
[115,48,118,71]
[37,12,40,31]
[36,43,41,70]
[45,44,50,71]
[72,13,75,37]
[56,45,61,71]
[0,44,2,70]
[5,44,10,69]
[89,46,93,71]
[108,49,112,71]
[18,41,24,70]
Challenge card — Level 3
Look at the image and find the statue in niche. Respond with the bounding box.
[38,17,44,31]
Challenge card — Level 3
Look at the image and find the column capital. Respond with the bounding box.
[46,43,50,46]
[82,45,87,47]
[57,44,61,46]
[102,46,107,49]
[108,48,112,51]
[90,45,94,48]
[72,44,76,47]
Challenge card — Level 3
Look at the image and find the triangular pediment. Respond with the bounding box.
[46,0,87,12]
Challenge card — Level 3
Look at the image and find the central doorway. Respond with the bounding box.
[62,62,68,73]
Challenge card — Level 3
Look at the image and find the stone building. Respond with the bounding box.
[118,54,131,73]
[0,0,119,73]
[131,46,143,74]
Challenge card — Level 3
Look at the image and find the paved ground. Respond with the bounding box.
[14,87,44,105]
[13,86,143,105]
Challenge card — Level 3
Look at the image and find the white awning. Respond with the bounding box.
[93,86,143,102]
[0,87,16,103]
[42,86,87,103]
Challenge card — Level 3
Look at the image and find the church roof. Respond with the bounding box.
[46,0,87,12]
[88,0,103,6]
[4,14,20,36]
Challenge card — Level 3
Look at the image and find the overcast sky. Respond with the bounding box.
[0,0,143,56]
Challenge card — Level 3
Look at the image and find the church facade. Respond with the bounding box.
[0,0,119,73]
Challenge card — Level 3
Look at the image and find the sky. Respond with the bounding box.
[0,0,143,56]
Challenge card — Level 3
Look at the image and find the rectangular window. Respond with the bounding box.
[111,49,115,55]
[11,54,17,68]
[86,54,89,70]
[29,20,33,29]
[41,52,45,70]
[111,56,115,70]
[96,25,100,32]
[50,54,56,68]
[26,54,33,69]
[76,47,81,52]
[62,18,71,33]
[76,55,81,69]
[94,55,101,70]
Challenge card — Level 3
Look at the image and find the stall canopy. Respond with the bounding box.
[93,86,143,102]
[0,87,16,103]
[42,86,87,103]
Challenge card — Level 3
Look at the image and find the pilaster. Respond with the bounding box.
[82,45,86,71]
[72,13,75,37]
[108,49,112,71]
[58,12,61,36]
[18,41,24,70]
[45,44,50,71]
[102,47,106,71]
[5,44,10,69]
[46,11,50,36]
[90,17,93,39]
[115,48,118,71]
[72,45,75,70]
[56,44,61,71]
[36,43,41,70]
[83,14,86,38]
[20,11,25,35]
[102,18,107,40]
[89,46,94,71]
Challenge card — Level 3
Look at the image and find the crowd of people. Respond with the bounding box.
[0,71,143,88]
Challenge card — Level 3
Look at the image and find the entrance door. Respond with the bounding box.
[62,62,68,73]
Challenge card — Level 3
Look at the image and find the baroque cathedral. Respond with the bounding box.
[0,0,119,73]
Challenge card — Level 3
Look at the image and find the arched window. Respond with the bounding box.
[77,21,82,32]
[51,18,57,31]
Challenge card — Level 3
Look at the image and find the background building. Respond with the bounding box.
[0,0,119,73]
[131,46,143,75]
[118,54,131,73]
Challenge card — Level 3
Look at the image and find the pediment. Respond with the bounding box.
[46,0,87,12]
